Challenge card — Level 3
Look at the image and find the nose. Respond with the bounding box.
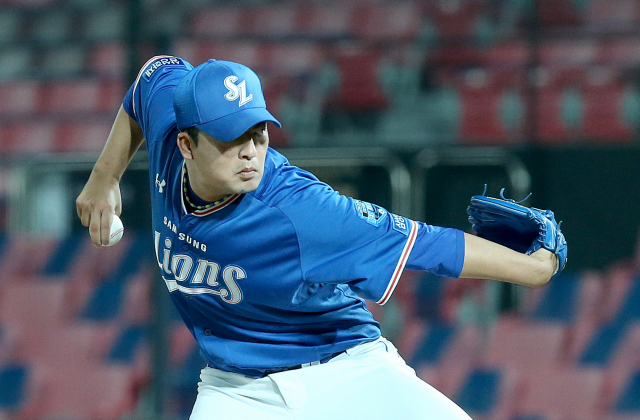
[239,138,257,160]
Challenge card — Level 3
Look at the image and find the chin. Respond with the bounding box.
[235,179,261,195]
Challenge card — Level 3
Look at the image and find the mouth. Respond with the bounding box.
[238,167,258,180]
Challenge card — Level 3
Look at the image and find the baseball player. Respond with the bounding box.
[76,56,563,420]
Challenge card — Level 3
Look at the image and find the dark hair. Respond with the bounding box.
[182,127,200,145]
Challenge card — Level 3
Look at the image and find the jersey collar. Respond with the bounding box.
[180,162,241,217]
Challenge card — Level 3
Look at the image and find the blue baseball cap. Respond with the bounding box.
[173,59,281,142]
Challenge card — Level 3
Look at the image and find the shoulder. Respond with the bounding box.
[130,56,194,116]
[254,148,332,204]
[134,56,193,88]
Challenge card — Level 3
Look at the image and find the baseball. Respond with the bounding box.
[107,214,124,246]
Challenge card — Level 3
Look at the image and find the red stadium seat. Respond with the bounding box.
[334,48,387,112]
[425,0,481,40]
[53,121,113,153]
[539,40,597,68]
[0,236,57,281]
[515,367,605,420]
[191,7,242,37]
[0,281,68,329]
[0,81,39,115]
[0,121,56,154]
[240,4,298,37]
[537,0,583,27]
[458,69,525,145]
[39,79,124,115]
[485,42,528,68]
[582,72,632,143]
[585,0,637,29]
[295,4,353,38]
[20,363,138,420]
[485,317,567,369]
[169,323,197,367]
[535,68,586,144]
[88,43,125,77]
[14,324,117,366]
[267,43,324,76]
[349,2,422,42]
[120,270,152,324]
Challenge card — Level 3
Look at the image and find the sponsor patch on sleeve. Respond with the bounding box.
[391,214,410,236]
[142,56,187,81]
[354,200,387,227]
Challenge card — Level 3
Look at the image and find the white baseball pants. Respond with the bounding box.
[189,337,472,420]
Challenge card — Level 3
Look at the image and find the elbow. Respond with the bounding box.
[527,263,554,288]
[528,275,551,289]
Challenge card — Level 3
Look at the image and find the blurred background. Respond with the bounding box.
[0,0,639,419]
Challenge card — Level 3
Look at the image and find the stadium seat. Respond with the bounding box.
[240,4,298,37]
[455,368,503,416]
[615,370,640,413]
[107,325,147,363]
[0,364,27,411]
[40,234,84,277]
[585,0,637,29]
[486,317,567,368]
[535,68,585,144]
[82,7,125,42]
[267,43,324,76]
[169,323,196,367]
[0,81,39,115]
[28,11,72,44]
[0,121,56,155]
[80,281,124,321]
[88,42,125,77]
[334,48,387,112]
[295,3,353,38]
[457,69,512,144]
[14,323,117,366]
[410,323,455,366]
[39,79,123,115]
[191,6,242,37]
[0,281,68,328]
[537,0,584,27]
[582,72,632,142]
[66,234,131,284]
[349,2,422,42]
[21,363,137,420]
[598,37,640,69]
[0,48,32,80]
[486,42,528,68]
[515,367,605,419]
[53,121,113,153]
[425,0,481,40]
[40,46,86,78]
[539,39,597,68]
[533,273,579,322]
[580,320,629,367]
[0,10,20,45]
[120,271,152,323]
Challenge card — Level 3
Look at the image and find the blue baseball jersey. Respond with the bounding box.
[123,56,465,378]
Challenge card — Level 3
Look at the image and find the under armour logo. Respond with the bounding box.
[224,75,253,107]
[155,174,166,193]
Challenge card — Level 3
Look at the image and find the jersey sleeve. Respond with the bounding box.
[272,169,464,305]
[122,56,194,144]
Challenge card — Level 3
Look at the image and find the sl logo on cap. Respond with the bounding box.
[224,75,253,107]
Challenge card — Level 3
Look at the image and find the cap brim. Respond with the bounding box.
[195,107,282,143]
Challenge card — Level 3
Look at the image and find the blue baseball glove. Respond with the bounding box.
[467,186,567,279]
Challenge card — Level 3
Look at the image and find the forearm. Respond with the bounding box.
[459,232,555,288]
[91,105,144,182]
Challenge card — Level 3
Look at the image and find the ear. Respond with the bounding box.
[177,132,195,160]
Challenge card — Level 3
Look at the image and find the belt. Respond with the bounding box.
[261,349,347,377]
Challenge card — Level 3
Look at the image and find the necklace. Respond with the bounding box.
[182,166,230,211]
